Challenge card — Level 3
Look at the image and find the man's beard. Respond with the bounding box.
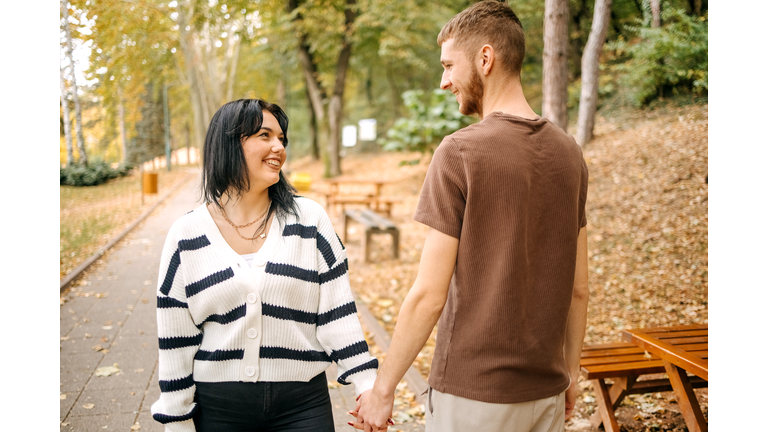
[459,66,484,117]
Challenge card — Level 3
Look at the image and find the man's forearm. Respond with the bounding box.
[564,290,588,377]
[373,285,445,395]
[564,227,589,377]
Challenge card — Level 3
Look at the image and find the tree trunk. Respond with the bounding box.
[276,78,286,108]
[62,0,88,165]
[542,0,570,130]
[177,2,207,149]
[385,63,401,120]
[326,0,356,177]
[305,86,319,160]
[117,84,128,163]
[650,0,661,27]
[185,121,191,164]
[693,0,702,15]
[60,66,75,166]
[575,0,613,146]
[225,35,240,102]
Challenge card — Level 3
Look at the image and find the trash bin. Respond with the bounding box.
[143,172,158,194]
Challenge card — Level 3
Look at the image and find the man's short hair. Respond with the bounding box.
[437,0,525,77]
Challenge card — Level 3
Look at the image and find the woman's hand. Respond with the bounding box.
[347,390,394,431]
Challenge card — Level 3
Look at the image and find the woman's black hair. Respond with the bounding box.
[201,99,299,221]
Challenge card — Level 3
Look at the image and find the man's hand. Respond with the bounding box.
[355,387,395,431]
[564,375,579,420]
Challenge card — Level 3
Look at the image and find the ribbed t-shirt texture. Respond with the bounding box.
[414,112,589,404]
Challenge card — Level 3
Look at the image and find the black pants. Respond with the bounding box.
[193,372,335,432]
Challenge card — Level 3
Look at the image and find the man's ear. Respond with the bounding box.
[480,44,494,76]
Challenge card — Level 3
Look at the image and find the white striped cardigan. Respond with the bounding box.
[151,197,378,431]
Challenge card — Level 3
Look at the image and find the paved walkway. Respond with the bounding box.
[60,172,410,432]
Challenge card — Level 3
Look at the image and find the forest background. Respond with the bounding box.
[59,0,708,178]
[36,0,768,430]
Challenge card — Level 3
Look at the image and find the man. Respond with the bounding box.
[355,1,589,431]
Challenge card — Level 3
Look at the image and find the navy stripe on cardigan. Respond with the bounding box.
[159,235,211,296]
[159,374,195,392]
[157,296,187,309]
[197,304,246,328]
[260,346,331,362]
[317,302,357,326]
[283,223,336,268]
[159,334,203,350]
[194,349,245,361]
[338,358,379,385]
[185,268,235,297]
[330,340,370,363]
[153,406,199,424]
[260,301,358,326]
[265,262,348,285]
[262,303,316,324]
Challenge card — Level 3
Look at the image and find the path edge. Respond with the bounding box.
[60,172,196,293]
[355,298,429,406]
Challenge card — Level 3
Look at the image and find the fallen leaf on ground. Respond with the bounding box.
[134,369,144,373]
[82,403,95,409]
[131,422,141,431]
[95,293,107,298]
[84,333,92,338]
[95,364,122,377]
[102,326,113,330]
[60,394,66,400]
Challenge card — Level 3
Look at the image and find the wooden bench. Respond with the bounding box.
[581,339,708,432]
[343,209,399,263]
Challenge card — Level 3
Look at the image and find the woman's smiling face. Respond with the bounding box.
[242,109,286,190]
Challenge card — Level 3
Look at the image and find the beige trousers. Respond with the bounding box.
[425,387,565,432]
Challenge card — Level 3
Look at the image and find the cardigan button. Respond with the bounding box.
[245,366,255,377]
[247,328,258,338]
[255,259,266,267]
[247,293,257,304]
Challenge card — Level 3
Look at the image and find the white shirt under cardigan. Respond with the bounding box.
[151,197,378,431]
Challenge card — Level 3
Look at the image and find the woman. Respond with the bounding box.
[151,99,378,431]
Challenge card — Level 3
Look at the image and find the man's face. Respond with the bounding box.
[440,38,484,117]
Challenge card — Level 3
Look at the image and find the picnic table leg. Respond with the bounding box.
[343,213,349,244]
[663,360,707,432]
[590,376,636,429]
[391,229,399,259]
[593,378,621,432]
[364,229,372,263]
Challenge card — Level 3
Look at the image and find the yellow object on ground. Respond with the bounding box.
[289,172,312,192]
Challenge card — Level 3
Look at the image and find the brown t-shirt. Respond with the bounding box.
[414,112,588,404]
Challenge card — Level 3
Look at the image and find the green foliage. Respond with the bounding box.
[607,8,708,107]
[60,160,133,187]
[381,89,474,153]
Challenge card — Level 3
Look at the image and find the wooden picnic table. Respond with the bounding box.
[621,324,708,432]
[326,178,392,197]
[323,178,400,216]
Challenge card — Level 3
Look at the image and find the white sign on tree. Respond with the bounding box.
[358,119,377,141]
[342,125,357,147]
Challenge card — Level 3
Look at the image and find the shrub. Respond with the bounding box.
[381,89,475,153]
[60,160,134,187]
[607,7,708,107]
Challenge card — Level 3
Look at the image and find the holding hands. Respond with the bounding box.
[347,388,395,431]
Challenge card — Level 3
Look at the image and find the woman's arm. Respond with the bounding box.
[150,225,203,432]
[313,210,378,396]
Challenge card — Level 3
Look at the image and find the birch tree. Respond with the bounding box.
[62,0,88,165]
[60,67,75,166]
[575,0,613,146]
[542,0,570,130]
